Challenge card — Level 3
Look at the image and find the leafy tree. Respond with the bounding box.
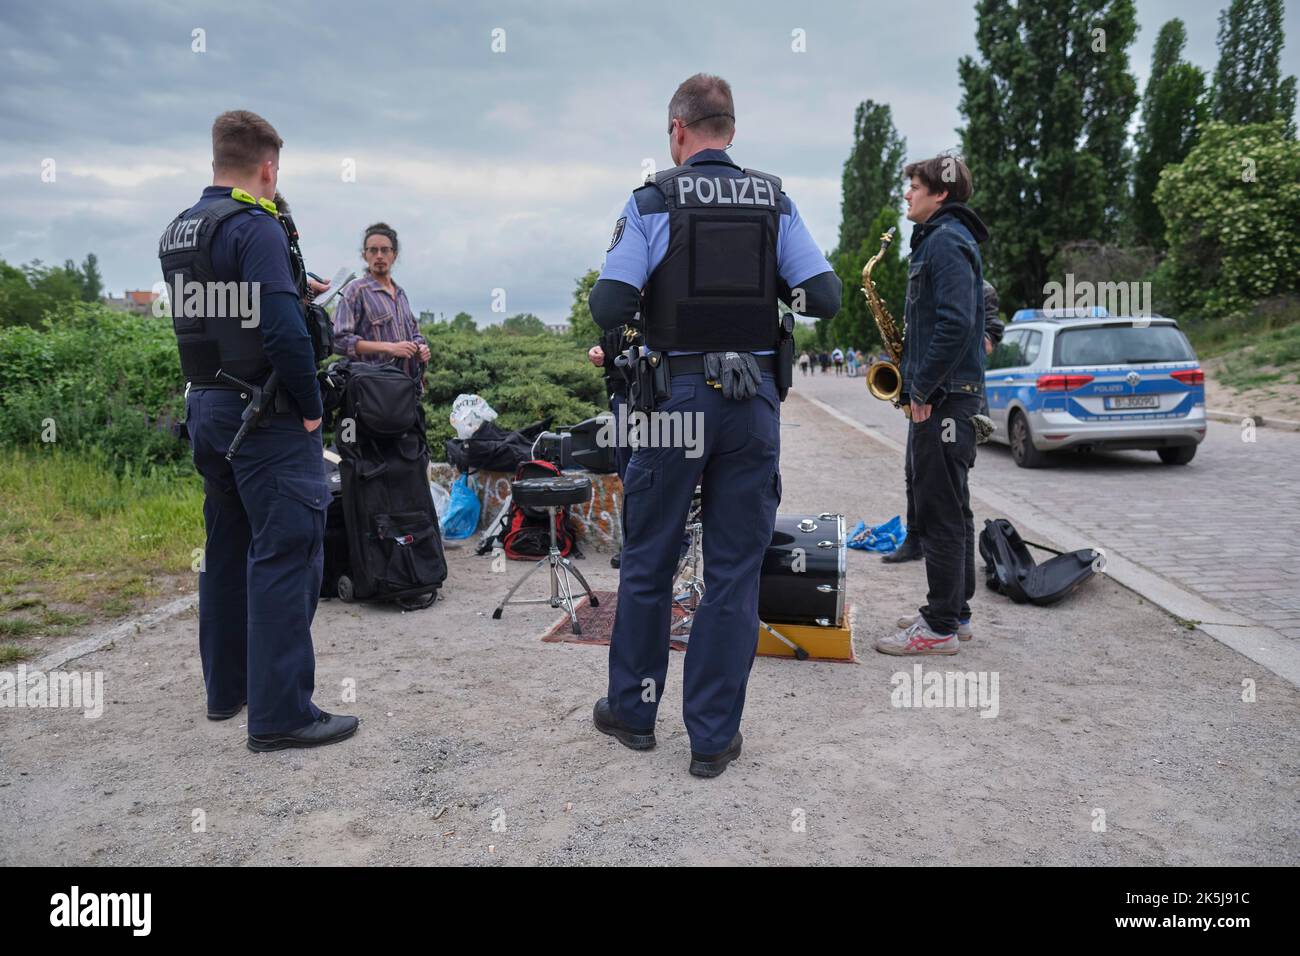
[1154,121,1300,317]
[566,268,600,344]
[81,253,103,302]
[450,311,476,332]
[1132,20,1207,248]
[958,0,1139,311]
[836,101,906,259]
[0,258,86,327]
[830,207,906,351]
[499,313,547,336]
[1211,0,1297,137]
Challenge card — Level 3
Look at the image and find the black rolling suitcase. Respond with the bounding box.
[321,453,349,598]
[328,361,446,610]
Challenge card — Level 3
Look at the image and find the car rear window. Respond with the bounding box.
[1054,324,1195,366]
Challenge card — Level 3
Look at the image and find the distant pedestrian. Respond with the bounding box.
[799,351,810,376]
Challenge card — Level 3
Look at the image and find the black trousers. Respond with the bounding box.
[907,392,980,634]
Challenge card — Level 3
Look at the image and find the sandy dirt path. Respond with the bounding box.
[2,392,1297,865]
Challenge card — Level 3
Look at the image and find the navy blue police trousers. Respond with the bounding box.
[186,388,328,734]
[607,372,781,755]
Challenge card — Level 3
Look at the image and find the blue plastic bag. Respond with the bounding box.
[847,515,907,553]
[441,473,481,540]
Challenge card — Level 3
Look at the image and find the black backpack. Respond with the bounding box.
[978,518,1098,606]
[326,360,421,439]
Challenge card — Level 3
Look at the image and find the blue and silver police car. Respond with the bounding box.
[985,309,1207,468]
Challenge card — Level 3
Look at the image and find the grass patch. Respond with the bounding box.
[0,446,203,659]
[0,617,41,639]
[1213,323,1300,392]
[0,645,26,665]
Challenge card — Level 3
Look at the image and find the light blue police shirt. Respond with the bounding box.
[599,148,832,356]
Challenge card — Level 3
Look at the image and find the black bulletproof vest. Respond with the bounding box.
[642,162,782,352]
[158,196,271,385]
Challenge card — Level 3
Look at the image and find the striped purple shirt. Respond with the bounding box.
[332,273,428,388]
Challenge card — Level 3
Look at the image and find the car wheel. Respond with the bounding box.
[1010,411,1049,469]
[1157,445,1197,465]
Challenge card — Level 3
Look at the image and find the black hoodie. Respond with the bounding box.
[901,201,991,405]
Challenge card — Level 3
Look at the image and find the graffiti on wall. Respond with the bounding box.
[431,465,623,552]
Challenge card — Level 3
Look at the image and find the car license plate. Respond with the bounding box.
[1107,395,1159,410]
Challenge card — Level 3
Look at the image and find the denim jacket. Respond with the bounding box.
[901,202,989,405]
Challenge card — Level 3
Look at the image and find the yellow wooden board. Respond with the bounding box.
[757,613,854,662]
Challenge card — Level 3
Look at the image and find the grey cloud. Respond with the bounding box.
[2,0,1296,321]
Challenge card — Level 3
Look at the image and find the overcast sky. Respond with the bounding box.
[1,0,1297,324]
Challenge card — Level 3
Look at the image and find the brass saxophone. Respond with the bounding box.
[861,227,910,418]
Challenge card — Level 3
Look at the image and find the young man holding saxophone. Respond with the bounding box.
[876,154,989,656]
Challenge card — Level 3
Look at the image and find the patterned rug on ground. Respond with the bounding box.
[541,591,689,650]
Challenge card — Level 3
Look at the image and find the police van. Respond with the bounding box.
[985,309,1207,468]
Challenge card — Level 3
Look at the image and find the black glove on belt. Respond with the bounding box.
[704,351,762,401]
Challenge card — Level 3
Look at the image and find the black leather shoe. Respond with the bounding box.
[689,732,743,778]
[610,550,621,569]
[882,535,924,563]
[207,699,246,721]
[593,697,655,750]
[247,712,359,752]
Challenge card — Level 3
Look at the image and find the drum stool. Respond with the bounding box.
[492,476,599,634]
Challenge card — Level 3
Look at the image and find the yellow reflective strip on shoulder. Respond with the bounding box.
[228,188,278,216]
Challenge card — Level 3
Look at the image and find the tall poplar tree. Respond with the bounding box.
[958,0,1139,310]
[1132,20,1207,248]
[1211,0,1297,137]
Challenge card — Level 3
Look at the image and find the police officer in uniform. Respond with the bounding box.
[589,75,841,777]
[159,110,357,751]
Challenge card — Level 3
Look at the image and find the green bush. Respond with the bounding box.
[1154,121,1300,318]
[420,322,605,452]
[0,302,188,473]
[0,302,609,472]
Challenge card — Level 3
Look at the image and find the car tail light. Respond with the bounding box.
[1171,368,1204,386]
[1036,374,1094,391]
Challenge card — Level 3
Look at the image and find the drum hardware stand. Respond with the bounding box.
[760,621,810,661]
[670,491,706,638]
[493,484,599,636]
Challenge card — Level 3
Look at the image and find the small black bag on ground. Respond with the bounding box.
[978,517,1098,607]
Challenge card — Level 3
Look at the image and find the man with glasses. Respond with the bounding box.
[333,222,430,391]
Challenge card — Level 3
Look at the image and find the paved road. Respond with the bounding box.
[792,369,1300,645]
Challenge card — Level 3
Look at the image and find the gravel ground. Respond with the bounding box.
[2,392,1297,866]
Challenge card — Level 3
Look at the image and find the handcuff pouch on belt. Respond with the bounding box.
[627,347,671,413]
[776,312,794,401]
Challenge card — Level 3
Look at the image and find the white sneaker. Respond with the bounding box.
[876,619,959,656]
[895,613,973,641]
